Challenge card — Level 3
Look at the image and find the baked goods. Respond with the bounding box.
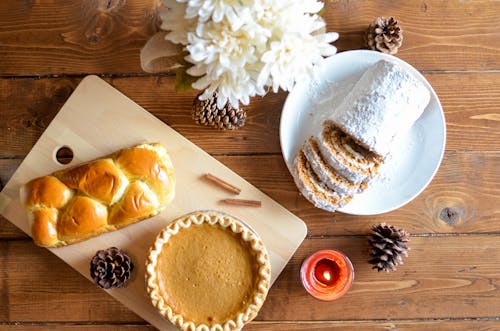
[293,59,430,212]
[20,143,175,247]
[146,211,271,331]
[302,137,366,196]
[317,124,381,184]
[293,150,352,212]
[329,59,430,158]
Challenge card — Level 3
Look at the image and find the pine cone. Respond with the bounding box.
[90,247,134,289]
[192,92,247,130]
[367,17,403,55]
[368,223,410,272]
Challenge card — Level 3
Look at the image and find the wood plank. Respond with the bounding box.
[326,0,500,71]
[0,242,8,322]
[3,236,500,322]
[1,151,498,238]
[264,235,500,321]
[0,76,283,156]
[0,218,24,239]
[0,0,159,75]
[0,73,499,157]
[0,159,27,239]
[2,320,500,331]
[1,0,500,74]
[0,75,306,331]
[232,320,500,331]
[226,151,500,236]
[425,72,500,153]
[0,241,143,323]
[0,327,154,331]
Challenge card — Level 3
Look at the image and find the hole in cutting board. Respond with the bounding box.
[55,146,74,165]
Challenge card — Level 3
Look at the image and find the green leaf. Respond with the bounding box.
[175,52,198,93]
[175,66,197,93]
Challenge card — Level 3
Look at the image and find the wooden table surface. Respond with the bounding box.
[1,1,499,330]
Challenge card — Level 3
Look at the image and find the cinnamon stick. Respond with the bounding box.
[203,173,241,195]
[220,198,262,207]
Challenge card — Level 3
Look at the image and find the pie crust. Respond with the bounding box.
[146,211,271,331]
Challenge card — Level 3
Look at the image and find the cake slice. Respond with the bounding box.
[292,150,352,212]
[303,137,367,196]
[317,123,383,184]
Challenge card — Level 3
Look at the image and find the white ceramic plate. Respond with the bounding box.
[280,50,446,215]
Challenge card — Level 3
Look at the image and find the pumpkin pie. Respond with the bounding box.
[146,211,271,331]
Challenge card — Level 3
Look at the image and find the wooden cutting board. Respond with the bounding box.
[0,75,307,330]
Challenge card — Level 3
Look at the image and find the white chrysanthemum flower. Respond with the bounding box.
[160,0,196,45]
[179,0,253,30]
[255,1,339,92]
[258,31,338,92]
[158,0,339,109]
[296,0,324,15]
[252,0,323,35]
[190,67,259,108]
[186,20,265,108]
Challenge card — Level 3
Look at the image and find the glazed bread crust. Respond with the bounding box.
[20,143,175,248]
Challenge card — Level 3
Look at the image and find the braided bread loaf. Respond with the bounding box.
[20,143,175,248]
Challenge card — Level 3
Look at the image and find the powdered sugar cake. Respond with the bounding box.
[281,50,446,215]
[302,137,367,196]
[328,59,431,158]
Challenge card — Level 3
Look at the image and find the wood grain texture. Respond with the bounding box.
[230,151,500,236]
[0,219,24,239]
[0,242,8,322]
[0,327,154,331]
[0,0,159,75]
[2,320,500,331]
[246,320,500,331]
[2,236,500,322]
[263,236,500,320]
[0,76,283,156]
[1,0,500,74]
[1,150,499,238]
[0,73,499,157]
[326,0,500,71]
[0,75,307,331]
[0,157,22,240]
[425,73,500,153]
[1,0,499,329]
[0,241,142,323]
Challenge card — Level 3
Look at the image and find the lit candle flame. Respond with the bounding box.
[323,270,331,282]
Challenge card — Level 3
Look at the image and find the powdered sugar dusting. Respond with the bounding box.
[281,51,445,215]
[307,74,361,136]
[371,122,426,189]
[328,60,431,157]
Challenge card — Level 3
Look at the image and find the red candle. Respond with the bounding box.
[300,249,354,301]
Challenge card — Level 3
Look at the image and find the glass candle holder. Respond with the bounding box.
[300,249,354,301]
